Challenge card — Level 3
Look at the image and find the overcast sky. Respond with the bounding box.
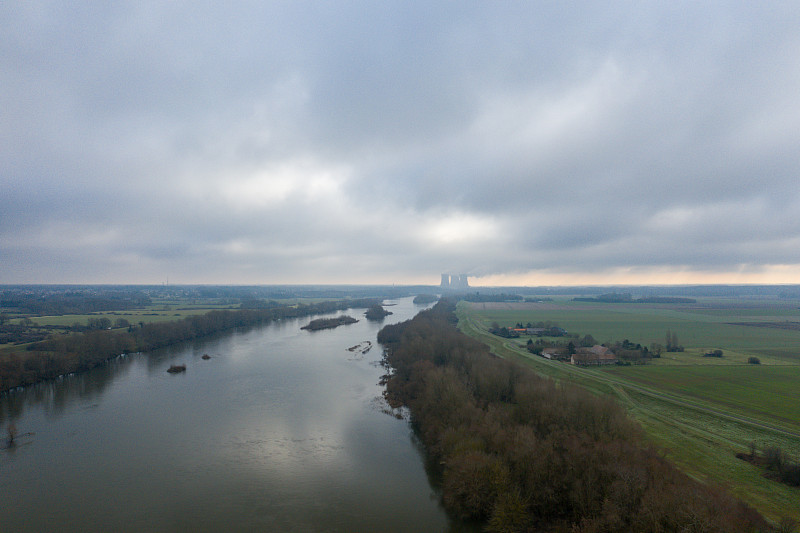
[3,2,800,286]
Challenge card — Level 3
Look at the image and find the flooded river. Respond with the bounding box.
[1,297,466,531]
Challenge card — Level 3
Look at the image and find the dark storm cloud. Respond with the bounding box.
[2,2,800,284]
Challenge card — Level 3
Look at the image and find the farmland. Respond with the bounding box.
[0,300,240,352]
[5,301,238,328]
[0,293,342,351]
[457,297,800,522]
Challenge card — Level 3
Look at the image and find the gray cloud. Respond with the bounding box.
[3,2,800,285]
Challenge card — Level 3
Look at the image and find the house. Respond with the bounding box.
[527,327,568,337]
[541,347,566,360]
[571,345,617,365]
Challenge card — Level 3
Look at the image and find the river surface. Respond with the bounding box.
[0,297,466,532]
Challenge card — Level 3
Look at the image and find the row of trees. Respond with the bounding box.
[378,301,772,532]
[0,298,381,392]
[665,329,684,352]
[739,444,800,488]
[0,316,135,347]
[0,290,151,315]
[573,294,696,304]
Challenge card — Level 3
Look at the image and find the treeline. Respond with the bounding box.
[0,316,134,347]
[0,323,59,345]
[610,339,658,364]
[573,293,696,304]
[0,298,380,392]
[0,290,152,315]
[378,301,771,532]
[738,444,800,488]
[462,293,524,303]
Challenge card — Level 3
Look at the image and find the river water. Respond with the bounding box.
[0,297,466,532]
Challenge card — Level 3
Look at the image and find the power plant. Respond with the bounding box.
[440,273,469,290]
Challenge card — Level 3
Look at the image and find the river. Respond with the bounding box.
[0,297,468,532]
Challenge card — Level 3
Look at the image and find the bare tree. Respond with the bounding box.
[7,423,18,445]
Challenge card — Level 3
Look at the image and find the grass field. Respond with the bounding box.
[457,298,800,523]
[6,303,239,327]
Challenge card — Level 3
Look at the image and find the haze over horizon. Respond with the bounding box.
[3,3,800,286]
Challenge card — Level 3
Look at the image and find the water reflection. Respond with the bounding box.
[0,353,135,426]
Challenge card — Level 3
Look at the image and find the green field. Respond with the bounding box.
[11,306,234,327]
[457,298,800,523]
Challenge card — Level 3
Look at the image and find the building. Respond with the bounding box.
[541,347,564,360]
[440,274,469,290]
[440,274,451,288]
[570,345,617,366]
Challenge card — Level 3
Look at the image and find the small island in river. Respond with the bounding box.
[364,304,392,320]
[301,315,358,331]
[412,294,439,304]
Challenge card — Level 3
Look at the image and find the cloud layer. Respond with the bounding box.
[3,2,800,285]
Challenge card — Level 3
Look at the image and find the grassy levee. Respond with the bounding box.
[457,302,800,523]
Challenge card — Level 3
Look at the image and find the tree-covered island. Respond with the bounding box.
[364,304,392,320]
[301,315,358,331]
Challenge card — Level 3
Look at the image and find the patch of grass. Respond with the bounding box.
[601,365,800,433]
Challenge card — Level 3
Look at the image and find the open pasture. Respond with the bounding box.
[603,365,800,433]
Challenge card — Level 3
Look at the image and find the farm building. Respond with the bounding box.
[541,347,567,360]
[571,345,617,365]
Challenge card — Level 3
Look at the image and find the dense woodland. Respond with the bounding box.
[378,300,773,532]
[0,298,380,392]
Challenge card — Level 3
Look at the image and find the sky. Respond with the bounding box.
[3,2,800,286]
